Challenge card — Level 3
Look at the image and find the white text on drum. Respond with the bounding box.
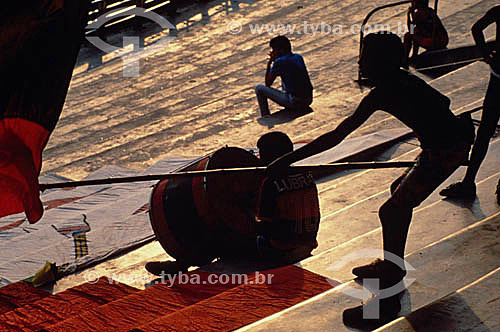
[273,173,315,193]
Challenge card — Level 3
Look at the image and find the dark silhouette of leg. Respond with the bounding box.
[403,32,412,68]
[440,75,500,198]
[463,76,500,184]
[379,198,413,261]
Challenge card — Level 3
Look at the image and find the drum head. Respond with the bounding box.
[149,147,263,264]
[149,166,217,265]
[205,147,262,238]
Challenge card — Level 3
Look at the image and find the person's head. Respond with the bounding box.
[412,0,429,9]
[257,131,293,165]
[270,35,292,57]
[358,32,404,81]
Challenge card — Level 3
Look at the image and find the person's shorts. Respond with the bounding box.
[414,34,448,50]
[391,144,470,208]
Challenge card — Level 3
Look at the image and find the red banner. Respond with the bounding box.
[0,0,91,223]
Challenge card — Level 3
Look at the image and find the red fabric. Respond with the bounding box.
[45,271,239,332]
[135,265,337,332]
[0,281,50,315]
[1,0,90,223]
[0,278,137,332]
[0,118,49,223]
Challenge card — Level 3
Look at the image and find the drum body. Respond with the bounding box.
[149,147,261,265]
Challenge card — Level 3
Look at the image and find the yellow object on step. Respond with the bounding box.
[30,261,58,288]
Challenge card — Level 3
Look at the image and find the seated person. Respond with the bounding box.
[404,0,449,65]
[145,132,321,275]
[255,132,320,263]
[255,35,314,117]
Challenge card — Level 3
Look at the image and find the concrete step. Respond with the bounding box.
[45,271,241,332]
[42,0,495,178]
[295,60,489,153]
[48,122,500,295]
[0,278,137,332]
[23,2,499,331]
[375,267,500,332]
[233,129,500,332]
[312,137,500,258]
[236,211,500,332]
[307,167,500,281]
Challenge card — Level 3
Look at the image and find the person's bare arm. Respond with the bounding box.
[431,11,447,42]
[266,94,378,174]
[407,5,414,30]
[265,51,278,87]
[471,6,500,59]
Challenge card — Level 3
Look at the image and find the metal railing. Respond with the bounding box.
[86,0,173,34]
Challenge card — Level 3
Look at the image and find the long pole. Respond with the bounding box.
[39,161,416,191]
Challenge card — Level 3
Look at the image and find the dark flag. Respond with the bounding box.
[0,0,91,223]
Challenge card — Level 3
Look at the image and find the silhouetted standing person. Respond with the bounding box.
[440,5,500,202]
[255,36,313,117]
[266,32,474,329]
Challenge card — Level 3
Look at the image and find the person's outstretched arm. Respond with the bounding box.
[471,6,500,60]
[266,95,377,174]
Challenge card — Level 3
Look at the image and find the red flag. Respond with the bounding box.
[0,0,91,223]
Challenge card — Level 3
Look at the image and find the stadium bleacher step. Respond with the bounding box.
[236,210,500,332]
[128,266,333,332]
[40,266,333,332]
[314,137,500,257]
[0,282,50,315]
[2,1,496,331]
[375,267,500,332]
[0,278,137,332]
[306,166,500,282]
[45,0,490,178]
[43,271,242,332]
[425,60,490,94]
[231,111,500,331]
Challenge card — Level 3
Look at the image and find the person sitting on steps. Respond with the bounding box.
[145,132,321,276]
[403,0,449,67]
[255,35,313,118]
[254,132,320,264]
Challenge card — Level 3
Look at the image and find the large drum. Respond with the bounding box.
[149,147,262,265]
